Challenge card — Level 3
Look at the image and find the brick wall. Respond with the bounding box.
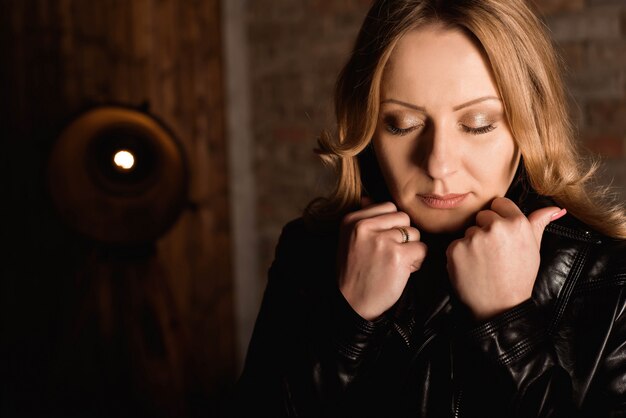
[244,0,626,284]
[535,0,626,198]
[245,0,372,273]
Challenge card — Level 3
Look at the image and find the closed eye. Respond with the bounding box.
[461,124,496,135]
[385,123,421,136]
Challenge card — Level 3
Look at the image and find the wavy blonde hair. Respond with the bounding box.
[306,0,626,239]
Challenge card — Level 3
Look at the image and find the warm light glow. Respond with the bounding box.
[113,150,135,170]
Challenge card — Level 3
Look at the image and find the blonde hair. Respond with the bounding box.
[306,0,626,239]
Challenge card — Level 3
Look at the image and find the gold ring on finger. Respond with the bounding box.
[394,226,410,244]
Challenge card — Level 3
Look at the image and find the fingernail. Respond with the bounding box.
[550,208,567,220]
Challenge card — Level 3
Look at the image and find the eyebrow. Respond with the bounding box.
[453,96,501,111]
[380,99,426,112]
[380,96,501,112]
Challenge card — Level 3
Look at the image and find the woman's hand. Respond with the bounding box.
[446,197,566,321]
[338,198,427,321]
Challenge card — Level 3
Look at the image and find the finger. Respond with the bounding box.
[357,210,412,232]
[475,209,501,228]
[404,226,421,242]
[464,225,481,239]
[382,225,421,243]
[445,238,462,263]
[490,197,523,219]
[528,206,565,247]
[344,201,398,225]
[384,225,421,244]
[405,241,428,272]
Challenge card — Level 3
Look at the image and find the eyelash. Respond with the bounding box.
[385,123,496,136]
[385,124,419,136]
[461,124,496,135]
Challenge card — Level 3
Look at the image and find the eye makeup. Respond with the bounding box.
[458,111,500,135]
[461,124,496,135]
[380,107,503,137]
[382,113,424,136]
[461,113,493,127]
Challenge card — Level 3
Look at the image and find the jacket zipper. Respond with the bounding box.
[453,388,463,418]
[548,243,589,336]
[406,326,437,365]
[450,335,463,418]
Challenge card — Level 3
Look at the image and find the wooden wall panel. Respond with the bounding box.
[1,0,234,416]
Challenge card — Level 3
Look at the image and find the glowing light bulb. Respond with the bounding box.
[113,150,135,170]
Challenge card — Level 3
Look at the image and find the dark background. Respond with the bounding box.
[2,0,625,417]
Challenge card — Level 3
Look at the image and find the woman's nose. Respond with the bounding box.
[416,124,459,180]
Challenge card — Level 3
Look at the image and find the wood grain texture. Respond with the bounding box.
[1,0,234,416]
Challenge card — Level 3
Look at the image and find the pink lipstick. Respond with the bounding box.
[418,193,468,209]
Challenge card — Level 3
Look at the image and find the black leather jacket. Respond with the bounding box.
[234,197,626,417]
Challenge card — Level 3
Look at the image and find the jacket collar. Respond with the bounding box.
[387,165,591,348]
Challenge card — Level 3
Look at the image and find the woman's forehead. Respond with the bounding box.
[381,25,500,109]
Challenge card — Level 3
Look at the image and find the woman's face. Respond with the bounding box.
[373,24,520,233]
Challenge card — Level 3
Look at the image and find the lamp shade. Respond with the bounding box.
[48,106,188,244]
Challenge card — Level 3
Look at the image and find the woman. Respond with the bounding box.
[234,0,626,416]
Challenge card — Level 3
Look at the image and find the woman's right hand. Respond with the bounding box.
[338,198,427,321]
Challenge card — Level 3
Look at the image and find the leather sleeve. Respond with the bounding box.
[464,290,626,417]
[232,221,389,417]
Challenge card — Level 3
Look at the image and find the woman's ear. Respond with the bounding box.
[357,143,393,203]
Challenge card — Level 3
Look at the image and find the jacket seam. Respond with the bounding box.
[281,376,298,417]
[572,273,626,294]
[467,299,534,340]
[548,244,589,336]
[335,342,363,361]
[393,322,412,347]
[545,223,602,244]
[498,331,545,366]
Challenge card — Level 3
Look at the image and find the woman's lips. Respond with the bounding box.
[417,193,468,209]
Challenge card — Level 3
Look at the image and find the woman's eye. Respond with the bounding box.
[461,124,496,135]
[385,123,419,136]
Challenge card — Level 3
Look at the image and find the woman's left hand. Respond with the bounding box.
[446,197,565,321]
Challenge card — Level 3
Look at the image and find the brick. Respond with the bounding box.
[531,0,585,16]
[547,8,622,41]
[247,1,305,23]
[585,40,626,72]
[584,135,625,158]
[558,42,585,72]
[310,0,372,16]
[599,159,626,202]
[589,0,626,4]
[586,99,626,129]
[570,69,625,100]
[273,126,308,143]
